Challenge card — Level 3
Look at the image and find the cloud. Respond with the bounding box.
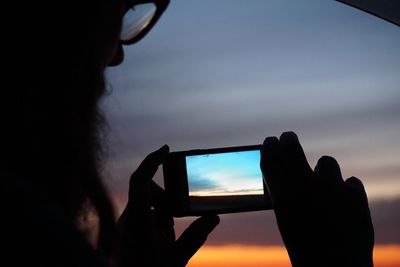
[102,0,400,250]
[103,98,400,200]
[173,198,400,246]
[188,174,219,192]
[175,210,284,246]
[370,199,400,244]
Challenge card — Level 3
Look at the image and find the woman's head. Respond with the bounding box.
[3,0,169,255]
[3,0,126,254]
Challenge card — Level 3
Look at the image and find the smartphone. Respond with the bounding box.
[163,145,272,217]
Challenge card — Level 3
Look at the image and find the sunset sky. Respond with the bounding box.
[105,0,400,266]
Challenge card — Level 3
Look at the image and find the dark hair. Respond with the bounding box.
[2,0,125,256]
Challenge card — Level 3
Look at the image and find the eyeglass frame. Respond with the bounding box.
[121,0,170,45]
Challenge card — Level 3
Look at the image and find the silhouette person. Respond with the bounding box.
[2,0,218,266]
[1,0,374,267]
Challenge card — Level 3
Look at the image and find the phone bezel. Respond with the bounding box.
[163,145,272,217]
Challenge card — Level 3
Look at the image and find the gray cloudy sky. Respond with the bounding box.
[103,0,400,246]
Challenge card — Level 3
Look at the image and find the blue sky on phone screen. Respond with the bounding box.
[186,151,263,196]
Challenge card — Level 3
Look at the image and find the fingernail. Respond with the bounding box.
[263,136,279,147]
[316,156,344,184]
[280,131,298,142]
[160,144,169,152]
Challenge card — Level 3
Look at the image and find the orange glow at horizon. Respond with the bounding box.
[187,244,400,267]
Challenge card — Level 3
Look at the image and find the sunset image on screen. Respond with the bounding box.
[186,150,263,197]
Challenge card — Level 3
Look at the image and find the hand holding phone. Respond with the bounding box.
[261,132,374,267]
[163,145,272,217]
[116,145,219,267]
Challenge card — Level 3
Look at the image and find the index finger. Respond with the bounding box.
[279,131,313,178]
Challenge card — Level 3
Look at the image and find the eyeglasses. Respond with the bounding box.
[120,0,170,45]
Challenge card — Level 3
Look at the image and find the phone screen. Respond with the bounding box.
[185,150,265,212]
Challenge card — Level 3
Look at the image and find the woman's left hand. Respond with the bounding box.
[115,145,219,267]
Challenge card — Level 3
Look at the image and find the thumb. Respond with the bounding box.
[128,145,169,209]
[174,215,220,265]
